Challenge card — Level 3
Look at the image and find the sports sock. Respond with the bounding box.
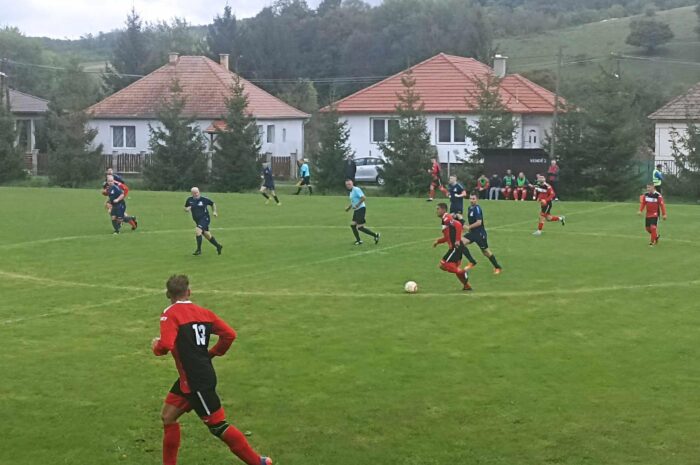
[460,244,477,264]
[163,423,181,465]
[220,425,262,465]
[351,225,361,241]
[358,226,376,237]
[261,193,270,199]
[488,254,501,269]
[294,187,301,195]
[308,186,313,194]
[456,269,468,285]
[207,236,221,248]
[538,222,544,231]
[549,215,560,222]
[651,225,658,242]
[112,220,120,232]
[273,195,279,204]
[196,235,203,250]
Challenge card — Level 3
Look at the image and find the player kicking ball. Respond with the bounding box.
[532,174,565,236]
[153,275,272,465]
[184,187,223,256]
[345,179,380,245]
[460,194,502,274]
[433,203,471,291]
[639,183,667,246]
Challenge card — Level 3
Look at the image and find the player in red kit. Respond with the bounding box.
[639,183,667,246]
[427,158,449,201]
[433,203,472,291]
[532,174,565,236]
[152,275,272,465]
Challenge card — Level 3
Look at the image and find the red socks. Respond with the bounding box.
[163,423,181,465]
[650,225,658,242]
[549,216,560,222]
[538,222,544,231]
[221,425,262,465]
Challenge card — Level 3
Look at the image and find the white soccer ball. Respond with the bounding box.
[404,281,418,294]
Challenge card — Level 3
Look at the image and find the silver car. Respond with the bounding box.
[354,157,385,185]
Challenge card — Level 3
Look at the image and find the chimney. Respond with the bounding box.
[169,53,179,65]
[219,54,230,70]
[493,54,507,78]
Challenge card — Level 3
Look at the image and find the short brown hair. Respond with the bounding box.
[166,274,190,300]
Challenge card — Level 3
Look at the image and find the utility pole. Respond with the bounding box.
[549,46,563,160]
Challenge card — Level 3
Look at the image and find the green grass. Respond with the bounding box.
[499,5,700,91]
[1,186,699,465]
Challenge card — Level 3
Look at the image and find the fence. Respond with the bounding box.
[104,153,152,174]
[23,151,49,176]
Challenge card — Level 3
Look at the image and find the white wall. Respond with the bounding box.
[342,113,553,163]
[654,121,687,162]
[88,118,305,158]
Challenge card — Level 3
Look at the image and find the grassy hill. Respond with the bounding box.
[498,5,700,95]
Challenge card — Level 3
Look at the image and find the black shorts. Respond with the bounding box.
[300,176,311,186]
[464,230,489,250]
[111,202,126,219]
[167,379,221,418]
[352,207,367,224]
[262,183,275,190]
[194,216,210,231]
[442,247,462,263]
[449,205,463,216]
[645,217,658,227]
[540,201,553,215]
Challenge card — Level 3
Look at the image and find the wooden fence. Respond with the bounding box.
[104,153,152,174]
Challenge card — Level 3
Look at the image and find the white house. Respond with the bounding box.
[648,82,700,168]
[87,54,309,163]
[328,53,561,163]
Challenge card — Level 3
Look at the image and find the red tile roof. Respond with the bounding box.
[329,53,561,115]
[87,56,309,120]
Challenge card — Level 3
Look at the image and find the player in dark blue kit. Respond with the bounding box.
[105,175,137,234]
[184,187,223,256]
[259,163,280,206]
[460,194,502,274]
[447,175,467,224]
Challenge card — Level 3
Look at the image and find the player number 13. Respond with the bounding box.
[192,324,207,346]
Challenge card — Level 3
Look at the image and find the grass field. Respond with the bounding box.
[2,186,700,465]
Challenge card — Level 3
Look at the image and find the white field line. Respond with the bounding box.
[497,228,699,246]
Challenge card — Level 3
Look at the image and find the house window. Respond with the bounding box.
[371,118,399,143]
[267,125,275,143]
[437,119,467,144]
[257,125,264,142]
[112,126,136,149]
[528,129,537,144]
[282,128,287,142]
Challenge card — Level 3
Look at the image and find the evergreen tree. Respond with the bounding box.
[0,87,25,183]
[379,71,433,195]
[144,81,209,191]
[102,8,150,93]
[544,107,589,197]
[670,118,700,197]
[625,17,674,52]
[46,109,103,187]
[211,77,261,192]
[207,5,238,59]
[312,105,353,192]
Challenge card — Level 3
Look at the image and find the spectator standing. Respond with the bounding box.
[652,164,664,194]
[547,160,560,200]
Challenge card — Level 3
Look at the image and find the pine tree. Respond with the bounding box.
[144,81,209,191]
[312,105,353,192]
[211,77,261,192]
[378,71,433,195]
[0,88,25,183]
[207,5,237,59]
[670,118,700,197]
[102,8,150,93]
[46,109,103,187]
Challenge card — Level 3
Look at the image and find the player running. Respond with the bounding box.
[532,174,565,236]
[260,163,280,206]
[459,194,502,274]
[433,203,471,291]
[102,172,137,230]
[153,275,273,465]
[639,183,667,246]
[105,175,137,234]
[427,158,448,201]
[345,179,380,245]
[184,187,223,256]
[447,174,467,224]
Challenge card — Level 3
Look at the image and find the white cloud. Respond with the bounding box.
[0,0,324,39]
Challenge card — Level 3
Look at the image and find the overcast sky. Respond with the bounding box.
[0,0,380,39]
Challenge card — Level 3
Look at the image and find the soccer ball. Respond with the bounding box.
[404,281,418,294]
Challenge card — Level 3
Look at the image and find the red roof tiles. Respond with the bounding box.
[330,53,561,115]
[87,56,309,120]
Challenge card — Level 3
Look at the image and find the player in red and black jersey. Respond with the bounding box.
[532,175,565,236]
[152,275,272,465]
[639,183,667,246]
[433,203,471,291]
[102,170,137,230]
[427,158,449,201]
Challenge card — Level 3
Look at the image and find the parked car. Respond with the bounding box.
[354,157,385,185]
